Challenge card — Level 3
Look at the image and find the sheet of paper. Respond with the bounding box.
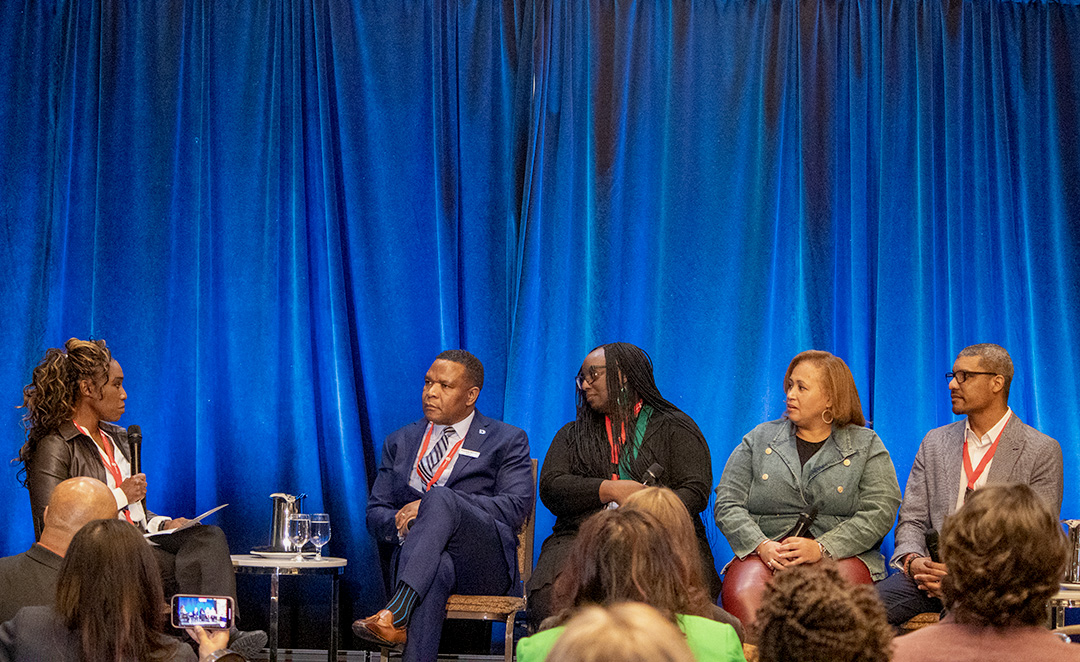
[144,503,228,539]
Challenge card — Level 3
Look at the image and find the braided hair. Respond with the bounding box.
[755,562,892,662]
[16,338,112,484]
[568,342,699,480]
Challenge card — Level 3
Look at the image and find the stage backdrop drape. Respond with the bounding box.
[0,0,532,617]
[2,0,1078,625]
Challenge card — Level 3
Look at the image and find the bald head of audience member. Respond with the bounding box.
[38,477,118,557]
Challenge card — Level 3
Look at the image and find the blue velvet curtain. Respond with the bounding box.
[2,0,1079,621]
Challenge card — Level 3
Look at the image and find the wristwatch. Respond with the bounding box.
[817,541,831,559]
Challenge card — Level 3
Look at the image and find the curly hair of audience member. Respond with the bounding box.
[941,483,1067,627]
[754,561,892,662]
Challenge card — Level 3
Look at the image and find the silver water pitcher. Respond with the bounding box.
[269,492,306,551]
[1063,520,1080,583]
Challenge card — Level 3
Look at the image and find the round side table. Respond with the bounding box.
[231,554,347,662]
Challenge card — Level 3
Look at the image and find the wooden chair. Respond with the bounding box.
[899,612,939,632]
[383,458,538,662]
[741,643,759,662]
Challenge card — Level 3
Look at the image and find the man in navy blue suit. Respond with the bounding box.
[353,350,533,662]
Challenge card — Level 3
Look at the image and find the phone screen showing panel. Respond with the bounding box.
[171,595,234,630]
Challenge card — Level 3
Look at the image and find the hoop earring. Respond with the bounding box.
[821,409,834,425]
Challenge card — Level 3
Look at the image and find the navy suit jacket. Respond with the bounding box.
[367,411,533,587]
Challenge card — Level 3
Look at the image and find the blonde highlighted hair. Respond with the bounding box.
[546,603,695,662]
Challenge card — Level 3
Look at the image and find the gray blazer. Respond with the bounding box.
[890,414,1064,566]
[715,419,902,580]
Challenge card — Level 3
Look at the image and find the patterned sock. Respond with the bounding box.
[385,582,419,628]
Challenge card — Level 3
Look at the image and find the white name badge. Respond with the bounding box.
[459,449,480,458]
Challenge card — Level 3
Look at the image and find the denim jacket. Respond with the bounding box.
[714,419,901,579]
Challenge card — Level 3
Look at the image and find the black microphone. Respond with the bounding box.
[924,529,941,563]
[126,425,147,522]
[781,504,819,539]
[127,425,142,476]
[642,463,664,486]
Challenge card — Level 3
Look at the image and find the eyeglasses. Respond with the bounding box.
[575,366,606,389]
[945,370,998,384]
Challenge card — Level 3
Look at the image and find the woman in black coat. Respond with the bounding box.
[525,343,720,631]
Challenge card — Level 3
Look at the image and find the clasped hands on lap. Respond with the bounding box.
[395,500,421,539]
[755,537,824,570]
[758,537,947,597]
[909,556,947,599]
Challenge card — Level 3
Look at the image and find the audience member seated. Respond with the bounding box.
[0,519,235,662]
[545,603,696,662]
[892,483,1080,662]
[516,507,744,662]
[0,477,116,623]
[623,487,745,642]
[754,561,892,662]
[528,342,719,631]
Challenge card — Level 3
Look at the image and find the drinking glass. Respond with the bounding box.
[287,514,311,562]
[310,513,331,561]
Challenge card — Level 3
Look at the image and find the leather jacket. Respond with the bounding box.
[22,420,154,539]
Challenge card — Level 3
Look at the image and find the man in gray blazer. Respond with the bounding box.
[878,343,1064,626]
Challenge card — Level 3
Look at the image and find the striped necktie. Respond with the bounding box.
[418,426,456,484]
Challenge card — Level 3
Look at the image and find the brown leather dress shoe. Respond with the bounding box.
[352,609,407,647]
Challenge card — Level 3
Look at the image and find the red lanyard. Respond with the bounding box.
[414,423,468,491]
[604,401,643,480]
[963,412,1010,491]
[73,421,134,524]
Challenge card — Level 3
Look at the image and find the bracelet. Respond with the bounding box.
[817,541,830,559]
[902,553,922,578]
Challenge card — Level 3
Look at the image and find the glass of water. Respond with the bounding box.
[310,513,331,561]
[287,514,311,562]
